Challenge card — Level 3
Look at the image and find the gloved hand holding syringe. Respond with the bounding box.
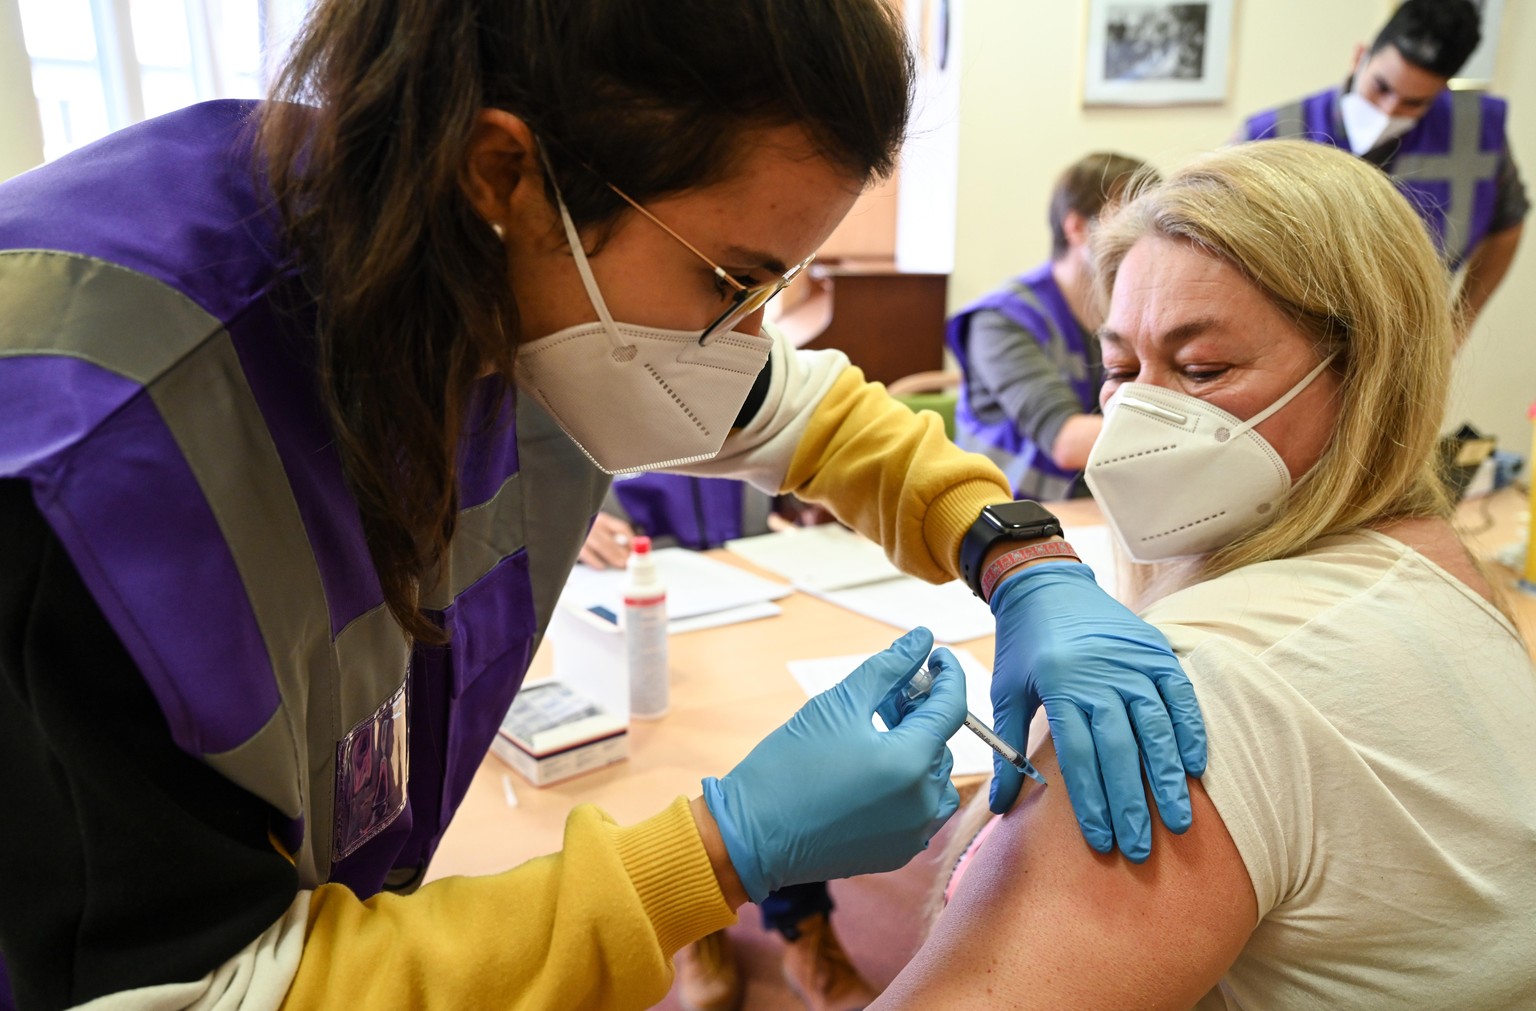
[900,659,1048,787]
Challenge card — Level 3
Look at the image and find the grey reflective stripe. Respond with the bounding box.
[1265,100,1306,139]
[1,250,406,885]
[1003,278,1086,384]
[148,336,319,819]
[514,395,611,636]
[1392,91,1496,263]
[0,251,215,376]
[421,473,527,611]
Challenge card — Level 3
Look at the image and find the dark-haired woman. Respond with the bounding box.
[0,2,1204,1008]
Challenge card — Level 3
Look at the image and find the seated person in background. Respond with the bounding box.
[579,472,771,567]
[581,473,874,1011]
[946,152,1155,500]
[877,139,1536,1009]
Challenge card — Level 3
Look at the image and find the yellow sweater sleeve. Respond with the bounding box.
[281,797,735,1010]
[782,364,1013,583]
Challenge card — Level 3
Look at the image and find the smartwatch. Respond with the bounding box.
[958,500,1065,599]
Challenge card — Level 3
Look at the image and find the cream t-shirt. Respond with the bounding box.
[1140,531,1536,1009]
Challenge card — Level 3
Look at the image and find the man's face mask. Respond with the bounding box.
[1340,56,1418,155]
[512,179,774,475]
[1083,353,1338,562]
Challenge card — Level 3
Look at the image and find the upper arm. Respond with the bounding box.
[1488,148,1529,234]
[968,312,1090,449]
[878,741,1256,1010]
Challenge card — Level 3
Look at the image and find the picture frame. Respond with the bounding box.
[1082,0,1235,107]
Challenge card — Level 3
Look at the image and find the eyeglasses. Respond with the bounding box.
[602,181,814,344]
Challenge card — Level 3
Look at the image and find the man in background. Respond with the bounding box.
[946,152,1154,500]
[1238,0,1526,344]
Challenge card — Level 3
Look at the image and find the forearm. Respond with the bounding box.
[1049,413,1104,471]
[284,798,736,1010]
[781,365,1012,583]
[1456,222,1524,343]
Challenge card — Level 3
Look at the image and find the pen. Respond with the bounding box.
[902,665,1048,787]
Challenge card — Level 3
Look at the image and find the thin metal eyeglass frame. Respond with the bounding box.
[601,181,814,344]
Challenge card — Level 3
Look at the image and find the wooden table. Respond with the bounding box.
[426,491,1533,881]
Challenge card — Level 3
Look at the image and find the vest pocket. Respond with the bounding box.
[332,676,409,861]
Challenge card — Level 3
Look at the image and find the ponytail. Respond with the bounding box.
[262,0,511,643]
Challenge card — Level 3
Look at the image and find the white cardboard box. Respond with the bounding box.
[491,680,629,787]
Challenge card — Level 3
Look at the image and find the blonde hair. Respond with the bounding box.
[1090,140,1456,606]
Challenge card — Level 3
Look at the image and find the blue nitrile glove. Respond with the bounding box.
[988,562,1206,862]
[702,627,968,903]
[873,645,963,734]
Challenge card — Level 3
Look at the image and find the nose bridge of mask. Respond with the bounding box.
[1226,352,1338,440]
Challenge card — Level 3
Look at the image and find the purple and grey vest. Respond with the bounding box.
[1242,86,1509,268]
[0,102,608,896]
[946,263,1096,500]
[610,473,766,550]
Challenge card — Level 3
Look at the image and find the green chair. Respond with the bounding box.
[888,370,960,440]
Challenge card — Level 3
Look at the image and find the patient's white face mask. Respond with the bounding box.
[1084,354,1337,562]
[512,189,772,475]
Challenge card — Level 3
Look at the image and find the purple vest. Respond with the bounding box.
[946,263,1095,499]
[610,473,749,549]
[1243,86,1508,268]
[0,103,607,902]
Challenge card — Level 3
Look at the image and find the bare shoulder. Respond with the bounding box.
[874,744,1257,1010]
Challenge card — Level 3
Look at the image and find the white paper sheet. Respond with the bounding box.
[1060,522,1120,601]
[562,547,792,622]
[807,576,995,643]
[725,524,902,592]
[786,647,1000,777]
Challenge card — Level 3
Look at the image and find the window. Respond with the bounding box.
[17,0,307,161]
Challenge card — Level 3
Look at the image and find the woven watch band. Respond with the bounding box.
[980,541,1082,601]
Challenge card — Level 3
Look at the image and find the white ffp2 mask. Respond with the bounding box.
[1084,354,1337,562]
[1340,61,1417,155]
[512,188,772,475]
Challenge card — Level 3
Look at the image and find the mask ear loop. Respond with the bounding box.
[537,149,635,356]
[1228,352,1340,439]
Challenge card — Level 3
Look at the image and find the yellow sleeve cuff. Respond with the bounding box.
[785,365,1012,582]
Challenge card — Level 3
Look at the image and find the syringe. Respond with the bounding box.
[902,666,1047,787]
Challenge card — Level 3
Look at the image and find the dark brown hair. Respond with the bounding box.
[1373,0,1481,78]
[259,0,913,642]
[1048,152,1155,259]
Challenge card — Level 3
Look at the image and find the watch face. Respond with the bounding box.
[984,502,1054,532]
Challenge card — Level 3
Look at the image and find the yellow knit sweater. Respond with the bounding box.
[282,363,1011,1009]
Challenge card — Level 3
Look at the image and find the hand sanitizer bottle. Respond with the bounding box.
[623,536,669,719]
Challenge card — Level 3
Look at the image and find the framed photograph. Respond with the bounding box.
[1082,0,1235,106]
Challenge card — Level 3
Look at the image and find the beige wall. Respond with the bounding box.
[951,0,1535,448]
[0,0,45,180]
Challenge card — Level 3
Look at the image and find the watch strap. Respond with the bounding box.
[980,541,1082,601]
[958,500,1064,598]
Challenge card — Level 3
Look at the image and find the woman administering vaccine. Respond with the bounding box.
[0,1,1204,1008]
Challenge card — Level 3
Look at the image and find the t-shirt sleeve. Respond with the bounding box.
[1488,147,1530,235]
[966,308,1090,455]
[1170,636,1315,921]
